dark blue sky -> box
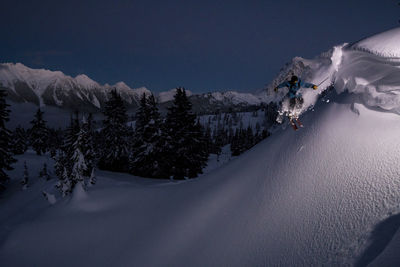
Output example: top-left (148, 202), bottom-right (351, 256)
top-left (1, 0), bottom-right (398, 93)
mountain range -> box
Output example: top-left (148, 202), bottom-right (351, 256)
top-left (0, 63), bottom-right (270, 114)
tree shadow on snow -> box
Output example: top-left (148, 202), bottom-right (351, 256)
top-left (355, 213), bottom-right (400, 267)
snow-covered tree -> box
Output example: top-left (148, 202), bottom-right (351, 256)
top-left (55, 114), bottom-right (80, 181)
top-left (70, 146), bottom-right (88, 188)
top-left (11, 126), bottom-right (28, 155)
top-left (263, 102), bottom-right (279, 128)
top-left (57, 167), bottom-right (71, 197)
top-left (0, 89), bottom-right (16, 190)
top-left (80, 114), bottom-right (96, 176)
top-left (29, 108), bottom-right (49, 155)
top-left (130, 93), bottom-right (165, 178)
top-left (89, 167), bottom-right (96, 185)
top-left (42, 191), bottom-right (56, 205)
top-left (99, 90), bottom-right (130, 172)
top-left (39, 163), bottom-right (50, 180)
top-left (47, 127), bottom-right (63, 158)
top-left (163, 88), bottom-right (209, 179)
top-left (21, 161), bottom-right (29, 190)
top-left (58, 122), bottom-right (91, 196)
top-left (54, 150), bottom-right (66, 181)
top-left (231, 128), bottom-right (244, 156)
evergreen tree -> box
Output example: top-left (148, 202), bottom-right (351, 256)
top-left (245, 126), bottom-right (255, 150)
top-left (70, 146), bottom-right (88, 189)
top-left (264, 102), bottom-right (279, 128)
top-left (89, 168), bottom-right (96, 185)
top-left (39, 163), bottom-right (50, 180)
top-left (99, 90), bottom-right (130, 172)
top-left (21, 161), bottom-right (29, 190)
top-left (0, 89), bottom-right (16, 190)
top-left (48, 127), bottom-right (63, 158)
top-left (203, 125), bottom-right (214, 155)
top-left (55, 113), bottom-right (81, 180)
top-left (63, 113), bottom-right (81, 153)
top-left (54, 150), bottom-right (66, 182)
top-left (231, 128), bottom-right (240, 156)
top-left (130, 93), bottom-right (165, 177)
top-left (57, 126), bottom-right (91, 196)
top-left (231, 128), bottom-right (247, 156)
top-left (29, 108), bottom-right (49, 155)
top-left (57, 167), bottom-right (71, 197)
top-left (11, 126), bottom-right (28, 155)
top-left (214, 123), bottom-right (225, 153)
top-left (164, 88), bottom-right (208, 179)
top-left (80, 114), bottom-right (96, 176)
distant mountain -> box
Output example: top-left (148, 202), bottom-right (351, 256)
top-left (0, 63), bottom-right (152, 112)
top-left (0, 63), bottom-right (268, 114)
top-left (187, 91), bottom-right (266, 114)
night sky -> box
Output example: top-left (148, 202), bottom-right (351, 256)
top-left (1, 0), bottom-right (398, 93)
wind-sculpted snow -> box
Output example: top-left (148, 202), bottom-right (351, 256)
top-left (334, 48), bottom-right (400, 113)
top-left (323, 28), bottom-right (400, 114)
top-left (269, 27), bottom-right (400, 117)
top-left (351, 27), bottom-right (400, 58)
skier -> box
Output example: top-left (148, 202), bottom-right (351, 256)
top-left (274, 75), bottom-right (318, 130)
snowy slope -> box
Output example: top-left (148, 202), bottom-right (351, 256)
top-left (2, 96), bottom-right (400, 266)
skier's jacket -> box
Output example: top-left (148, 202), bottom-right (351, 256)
top-left (276, 79), bottom-right (315, 99)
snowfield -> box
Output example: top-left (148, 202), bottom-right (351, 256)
top-left (2, 27), bottom-right (400, 266)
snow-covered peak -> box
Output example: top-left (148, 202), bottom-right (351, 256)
top-left (351, 27), bottom-right (400, 58)
top-left (0, 63), bottom-right (155, 109)
top-left (112, 81), bottom-right (132, 91)
top-left (132, 86), bottom-right (152, 97)
top-left (0, 63), bottom-right (67, 92)
top-left (74, 74), bottom-right (99, 89)
top-left (157, 88), bottom-right (193, 102)
top-left (206, 91), bottom-right (262, 105)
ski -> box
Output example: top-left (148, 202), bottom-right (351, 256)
top-left (295, 118), bottom-right (303, 128)
top-left (290, 119), bottom-right (298, 131)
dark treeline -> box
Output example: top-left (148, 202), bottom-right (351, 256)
top-left (0, 87), bottom-right (277, 194)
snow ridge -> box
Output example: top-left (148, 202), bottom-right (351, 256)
top-left (351, 27), bottom-right (400, 58)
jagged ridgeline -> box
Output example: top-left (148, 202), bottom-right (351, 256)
top-left (0, 63), bottom-right (269, 114)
